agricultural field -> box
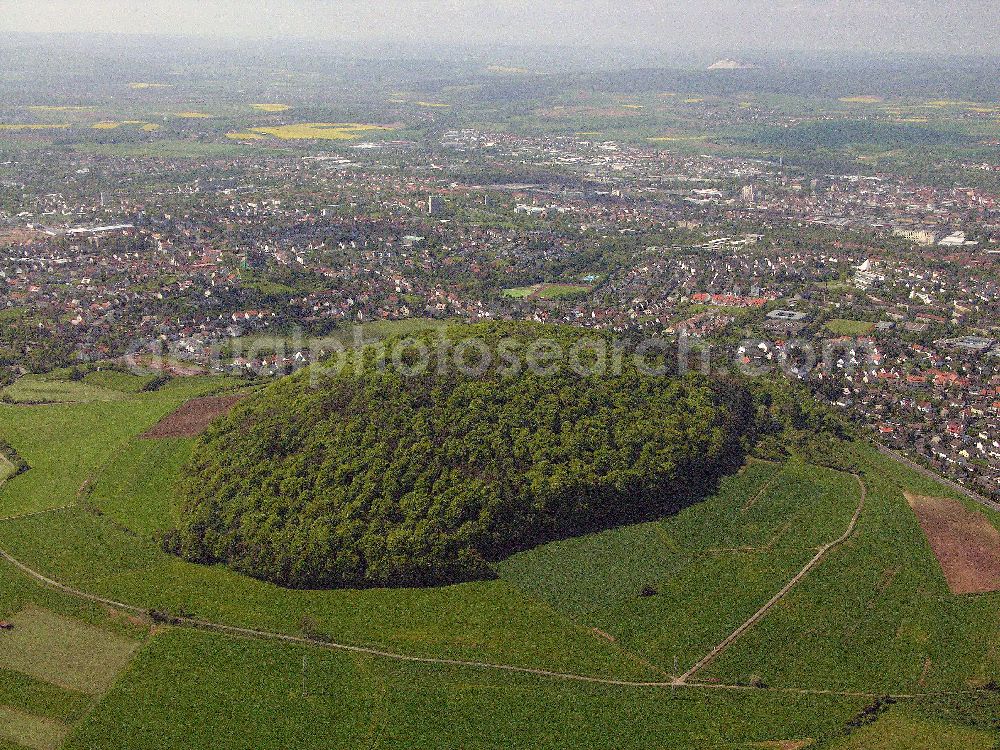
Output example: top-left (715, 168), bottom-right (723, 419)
top-left (0, 375), bottom-right (235, 518)
top-left (906, 493), bottom-right (1000, 594)
top-left (825, 706), bottom-right (997, 750)
top-left (0, 374), bottom-right (998, 747)
top-left (248, 123), bottom-right (393, 140)
top-left (0, 606), bottom-right (139, 695)
top-left (1, 376), bottom-right (127, 404)
top-left (86, 438), bottom-right (194, 537)
top-left (63, 628), bottom-right (865, 750)
top-left (499, 461), bottom-right (863, 672)
top-left (0, 525), bottom-right (152, 750)
top-left (699, 451), bottom-right (1000, 694)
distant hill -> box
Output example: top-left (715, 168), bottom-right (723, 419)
top-left (708, 58), bottom-right (755, 71)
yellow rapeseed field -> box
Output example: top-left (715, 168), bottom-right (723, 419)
top-left (0, 123), bottom-right (70, 131)
top-left (249, 123), bottom-right (392, 140)
top-left (27, 106), bottom-right (96, 112)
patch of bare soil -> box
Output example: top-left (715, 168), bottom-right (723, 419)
top-left (906, 493), bottom-right (1000, 595)
top-left (141, 395), bottom-right (243, 438)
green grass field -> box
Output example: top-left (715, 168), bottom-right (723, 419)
top-left (826, 706), bottom-right (997, 749)
top-left (825, 319), bottom-right (877, 336)
top-left (79, 371), bottom-right (159, 394)
top-left (502, 284), bottom-right (591, 300)
top-left (0, 706), bottom-right (69, 750)
top-left (65, 628), bottom-right (866, 750)
top-left (0, 532), bottom-right (151, 750)
top-left (700, 449), bottom-right (1000, 693)
top-left (0, 375), bottom-right (233, 519)
top-left (499, 461), bottom-right (862, 672)
top-left (0, 606), bottom-right (139, 695)
top-left (502, 285), bottom-right (537, 298)
top-left (0, 375), bottom-right (998, 748)
top-left (2, 377), bottom-right (127, 404)
top-left (87, 438), bottom-right (194, 537)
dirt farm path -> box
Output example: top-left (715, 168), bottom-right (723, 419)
top-left (678, 474), bottom-right (867, 683)
top-left (0, 460), bottom-right (984, 701)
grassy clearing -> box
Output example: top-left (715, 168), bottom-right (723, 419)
top-left (0, 606), bottom-right (140, 695)
top-left (825, 319), bottom-right (876, 336)
top-left (250, 103), bottom-right (290, 112)
top-left (502, 284), bottom-right (591, 300)
top-left (502, 285), bottom-right (537, 298)
top-left (0, 706), bottom-right (69, 750)
top-left (534, 283), bottom-right (591, 299)
top-left (499, 462), bottom-right (861, 672)
top-left (701, 446), bottom-right (1000, 693)
top-left (827, 706), bottom-right (997, 749)
top-left (79, 370), bottom-right (159, 394)
top-left (66, 628), bottom-right (864, 750)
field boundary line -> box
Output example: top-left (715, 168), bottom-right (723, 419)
top-left (0, 471), bottom-right (987, 701)
top-left (0, 505), bottom-right (74, 523)
top-left (678, 473), bottom-right (866, 683)
top-left (740, 463), bottom-right (785, 511)
top-left (875, 444), bottom-right (1000, 514)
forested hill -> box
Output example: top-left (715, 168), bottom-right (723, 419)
top-left (167, 323), bottom-right (754, 589)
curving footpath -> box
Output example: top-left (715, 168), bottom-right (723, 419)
top-left (0, 467), bottom-right (980, 701)
top-left (679, 473), bottom-right (866, 683)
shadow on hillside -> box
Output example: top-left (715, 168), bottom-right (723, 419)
top-left (483, 447), bottom-right (749, 571)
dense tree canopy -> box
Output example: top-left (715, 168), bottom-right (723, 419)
top-left (168, 323), bottom-right (751, 588)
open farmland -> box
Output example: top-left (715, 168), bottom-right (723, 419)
top-left (826, 706), bottom-right (997, 750)
top-left (1, 377), bottom-right (127, 404)
top-left (140, 395), bottom-right (244, 438)
top-left (698, 451), bottom-right (1000, 694)
top-left (0, 380), bottom-right (998, 748)
top-left (249, 123), bottom-right (393, 140)
top-left (0, 606), bottom-right (139, 695)
top-left (63, 628), bottom-right (865, 750)
top-left (499, 461), bottom-right (864, 672)
top-left (906, 494), bottom-right (1000, 594)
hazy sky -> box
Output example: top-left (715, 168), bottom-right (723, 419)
top-left (1, 1), bottom-right (998, 54)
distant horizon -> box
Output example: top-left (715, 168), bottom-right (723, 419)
top-left (2, 1), bottom-right (1000, 57)
top-left (2, 29), bottom-right (999, 68)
